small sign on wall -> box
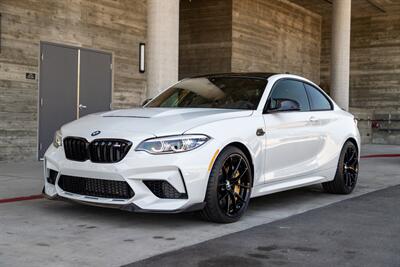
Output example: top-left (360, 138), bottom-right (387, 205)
top-left (26, 73), bottom-right (36, 80)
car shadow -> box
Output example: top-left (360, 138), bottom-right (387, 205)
top-left (38, 184), bottom-right (326, 227)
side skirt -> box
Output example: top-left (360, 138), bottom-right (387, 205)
top-left (251, 175), bottom-right (331, 198)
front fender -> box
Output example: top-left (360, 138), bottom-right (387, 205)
top-left (185, 114), bottom-right (265, 186)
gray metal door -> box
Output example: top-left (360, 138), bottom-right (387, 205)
top-left (38, 43), bottom-right (112, 159)
top-left (38, 43), bottom-right (78, 158)
top-left (78, 49), bottom-right (112, 117)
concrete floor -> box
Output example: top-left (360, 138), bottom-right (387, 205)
top-left (0, 145), bottom-right (399, 267)
top-left (128, 185), bottom-right (400, 267)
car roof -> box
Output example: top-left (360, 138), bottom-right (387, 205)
top-left (192, 72), bottom-right (279, 79)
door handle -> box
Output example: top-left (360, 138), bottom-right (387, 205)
top-left (309, 116), bottom-right (319, 123)
top-left (79, 104), bottom-right (87, 109)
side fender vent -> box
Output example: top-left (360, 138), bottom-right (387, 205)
top-left (47, 169), bottom-right (58, 185)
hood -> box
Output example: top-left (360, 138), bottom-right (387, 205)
top-left (61, 108), bottom-right (253, 139)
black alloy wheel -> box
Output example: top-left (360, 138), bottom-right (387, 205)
top-left (217, 153), bottom-right (251, 217)
top-left (343, 144), bottom-right (359, 189)
top-left (201, 146), bottom-right (252, 223)
top-left (323, 141), bottom-right (359, 194)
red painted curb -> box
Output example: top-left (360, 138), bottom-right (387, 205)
top-left (361, 154), bottom-right (400, 159)
top-left (0, 194), bottom-right (43, 204)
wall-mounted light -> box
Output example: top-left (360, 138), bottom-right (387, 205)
top-left (139, 43), bottom-right (145, 73)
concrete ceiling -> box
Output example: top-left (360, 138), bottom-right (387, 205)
top-left (289, 0), bottom-right (400, 17)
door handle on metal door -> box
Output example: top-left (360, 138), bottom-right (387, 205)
top-left (309, 116), bottom-right (319, 123)
top-left (79, 104), bottom-right (87, 109)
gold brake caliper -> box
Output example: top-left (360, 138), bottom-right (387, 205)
top-left (233, 170), bottom-right (241, 195)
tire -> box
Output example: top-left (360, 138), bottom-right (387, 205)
top-left (201, 146), bottom-right (253, 223)
top-left (322, 141), bottom-right (359, 194)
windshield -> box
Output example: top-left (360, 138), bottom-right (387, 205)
top-left (146, 77), bottom-right (268, 110)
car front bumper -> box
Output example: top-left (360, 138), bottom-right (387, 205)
top-left (43, 139), bottom-right (221, 212)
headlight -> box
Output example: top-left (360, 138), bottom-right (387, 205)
top-left (135, 134), bottom-right (210, 154)
top-left (53, 130), bottom-right (63, 148)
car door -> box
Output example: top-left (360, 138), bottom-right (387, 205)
top-left (262, 79), bottom-right (324, 182)
top-left (302, 82), bottom-right (338, 172)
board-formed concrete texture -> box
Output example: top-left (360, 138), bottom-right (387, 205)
top-left (231, 0), bottom-right (322, 83)
top-left (0, 0), bottom-right (147, 161)
top-left (0, 145), bottom-right (399, 266)
top-left (1, 0), bottom-right (400, 162)
top-left (290, 0), bottom-right (400, 144)
top-left (179, 0), bottom-right (233, 78)
top-left (179, 0), bottom-right (322, 82)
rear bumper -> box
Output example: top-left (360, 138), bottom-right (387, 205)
top-left (43, 138), bottom-right (221, 212)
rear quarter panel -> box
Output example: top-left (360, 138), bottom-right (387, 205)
top-left (318, 108), bottom-right (361, 179)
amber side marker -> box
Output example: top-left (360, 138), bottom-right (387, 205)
top-left (208, 149), bottom-right (220, 171)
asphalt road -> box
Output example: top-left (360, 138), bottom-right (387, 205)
top-left (126, 185), bottom-right (400, 267)
top-left (1, 145), bottom-right (399, 267)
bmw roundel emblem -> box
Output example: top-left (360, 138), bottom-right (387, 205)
top-left (91, 130), bottom-right (101, 136)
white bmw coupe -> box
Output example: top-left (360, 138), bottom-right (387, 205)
top-left (43, 73), bottom-right (360, 223)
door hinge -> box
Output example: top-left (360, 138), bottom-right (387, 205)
top-left (39, 143), bottom-right (43, 150)
top-left (41, 53), bottom-right (44, 61)
top-left (110, 63), bottom-right (113, 70)
top-left (40, 98), bottom-right (43, 107)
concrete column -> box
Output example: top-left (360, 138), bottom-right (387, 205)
top-left (330, 0), bottom-right (351, 110)
top-left (146, 0), bottom-right (180, 98)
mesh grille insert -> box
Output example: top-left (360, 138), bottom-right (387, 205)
top-left (143, 180), bottom-right (187, 199)
top-left (58, 175), bottom-right (134, 199)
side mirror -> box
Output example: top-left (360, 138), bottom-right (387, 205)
top-left (267, 98), bottom-right (301, 113)
top-left (142, 98), bottom-right (152, 106)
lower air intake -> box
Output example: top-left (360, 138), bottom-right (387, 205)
top-left (58, 175), bottom-right (134, 199)
top-left (143, 180), bottom-right (187, 199)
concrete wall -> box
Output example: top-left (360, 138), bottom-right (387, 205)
top-left (0, 0), bottom-right (146, 161)
top-left (179, 0), bottom-right (321, 83)
top-left (349, 13), bottom-right (400, 145)
top-left (289, 0), bottom-right (400, 145)
top-left (319, 9), bottom-right (400, 109)
top-left (318, 6), bottom-right (400, 144)
top-left (179, 0), bottom-right (232, 79)
top-left (350, 13), bottom-right (400, 110)
top-left (231, 0), bottom-right (321, 83)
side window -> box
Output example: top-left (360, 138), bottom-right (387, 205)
top-left (268, 80), bottom-right (310, 111)
top-left (304, 83), bottom-right (332, 111)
